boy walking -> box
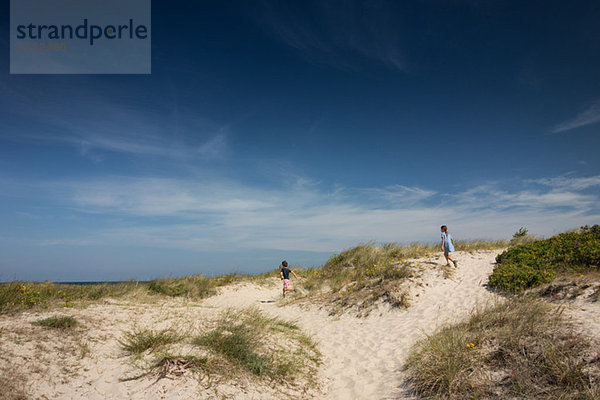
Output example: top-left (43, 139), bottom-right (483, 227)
top-left (280, 260), bottom-right (299, 298)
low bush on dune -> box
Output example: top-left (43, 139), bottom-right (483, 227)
top-left (404, 297), bottom-right (600, 399)
top-left (32, 315), bottom-right (79, 329)
top-left (489, 225), bottom-right (600, 292)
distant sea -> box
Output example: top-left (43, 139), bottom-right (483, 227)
top-left (55, 281), bottom-right (150, 285)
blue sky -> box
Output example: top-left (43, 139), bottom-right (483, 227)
top-left (2, 1), bottom-right (600, 281)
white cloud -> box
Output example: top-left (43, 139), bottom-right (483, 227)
top-left (18, 174), bottom-right (600, 253)
top-left (552, 100), bottom-right (600, 133)
top-left (529, 175), bottom-right (600, 191)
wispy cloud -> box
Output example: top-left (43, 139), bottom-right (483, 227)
top-left (43, 130), bottom-right (229, 161)
top-left (255, 1), bottom-right (406, 71)
top-left (360, 185), bottom-right (436, 206)
top-left (552, 100), bottom-right (600, 133)
top-left (0, 80), bottom-right (230, 161)
top-left (529, 175), bottom-right (600, 191)
top-left (8, 174), bottom-right (599, 253)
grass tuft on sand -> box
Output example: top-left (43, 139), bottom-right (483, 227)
top-left (404, 296), bottom-right (600, 399)
top-left (31, 315), bottom-right (79, 329)
top-left (120, 329), bottom-right (182, 355)
top-left (119, 308), bottom-right (321, 395)
top-left (194, 308), bottom-right (320, 381)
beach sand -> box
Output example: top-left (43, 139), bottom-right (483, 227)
top-left (1, 250), bottom-right (598, 399)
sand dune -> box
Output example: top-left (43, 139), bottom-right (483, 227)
top-left (2, 249), bottom-right (597, 399)
top-left (202, 250), bottom-right (502, 399)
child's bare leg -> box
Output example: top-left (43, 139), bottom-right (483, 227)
top-left (445, 252), bottom-right (457, 267)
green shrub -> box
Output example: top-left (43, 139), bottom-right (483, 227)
top-left (489, 225), bottom-right (600, 292)
top-left (488, 262), bottom-right (556, 292)
top-left (32, 315), bottom-right (78, 329)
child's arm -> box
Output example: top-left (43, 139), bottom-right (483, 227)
top-left (280, 270), bottom-right (283, 280)
top-left (441, 236), bottom-right (445, 251)
top-left (291, 270), bottom-right (300, 279)
top-left (451, 236), bottom-right (455, 247)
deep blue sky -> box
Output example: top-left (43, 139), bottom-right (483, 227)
top-left (2, 1), bottom-right (600, 281)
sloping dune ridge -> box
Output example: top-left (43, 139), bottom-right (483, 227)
top-left (1, 250), bottom-right (598, 399)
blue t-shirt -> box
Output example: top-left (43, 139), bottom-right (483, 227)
top-left (441, 233), bottom-right (455, 252)
top-left (281, 267), bottom-right (291, 279)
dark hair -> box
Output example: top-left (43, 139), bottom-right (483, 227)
top-left (441, 225), bottom-right (448, 233)
top-left (281, 260), bottom-right (288, 267)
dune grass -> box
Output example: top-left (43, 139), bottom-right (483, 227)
top-left (194, 308), bottom-right (320, 381)
top-left (404, 296), bottom-right (600, 399)
top-left (0, 280), bottom-right (144, 313)
top-left (120, 328), bottom-right (182, 355)
top-left (119, 308), bottom-right (320, 392)
top-left (296, 243), bottom-right (413, 314)
top-left (0, 273), bottom-right (252, 314)
top-left (296, 240), bottom-right (506, 315)
top-left (31, 315), bottom-right (79, 330)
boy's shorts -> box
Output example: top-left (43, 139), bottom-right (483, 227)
top-left (283, 279), bottom-right (291, 289)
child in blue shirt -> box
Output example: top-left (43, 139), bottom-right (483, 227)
top-left (280, 260), bottom-right (300, 298)
top-left (441, 225), bottom-right (458, 267)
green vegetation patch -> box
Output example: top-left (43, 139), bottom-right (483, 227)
top-left (0, 280), bottom-right (144, 313)
top-left (298, 243), bottom-right (414, 314)
top-left (31, 315), bottom-right (79, 329)
top-left (147, 274), bottom-right (214, 298)
top-left (119, 308), bottom-right (320, 395)
top-left (489, 225), bottom-right (600, 292)
top-left (404, 297), bottom-right (600, 399)
top-left (0, 273), bottom-right (251, 314)
top-left (120, 328), bottom-right (182, 355)
top-left (194, 308), bottom-right (320, 382)
top-left (147, 273), bottom-right (252, 298)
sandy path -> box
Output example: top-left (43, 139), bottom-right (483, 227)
top-left (202, 250), bottom-right (502, 399)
